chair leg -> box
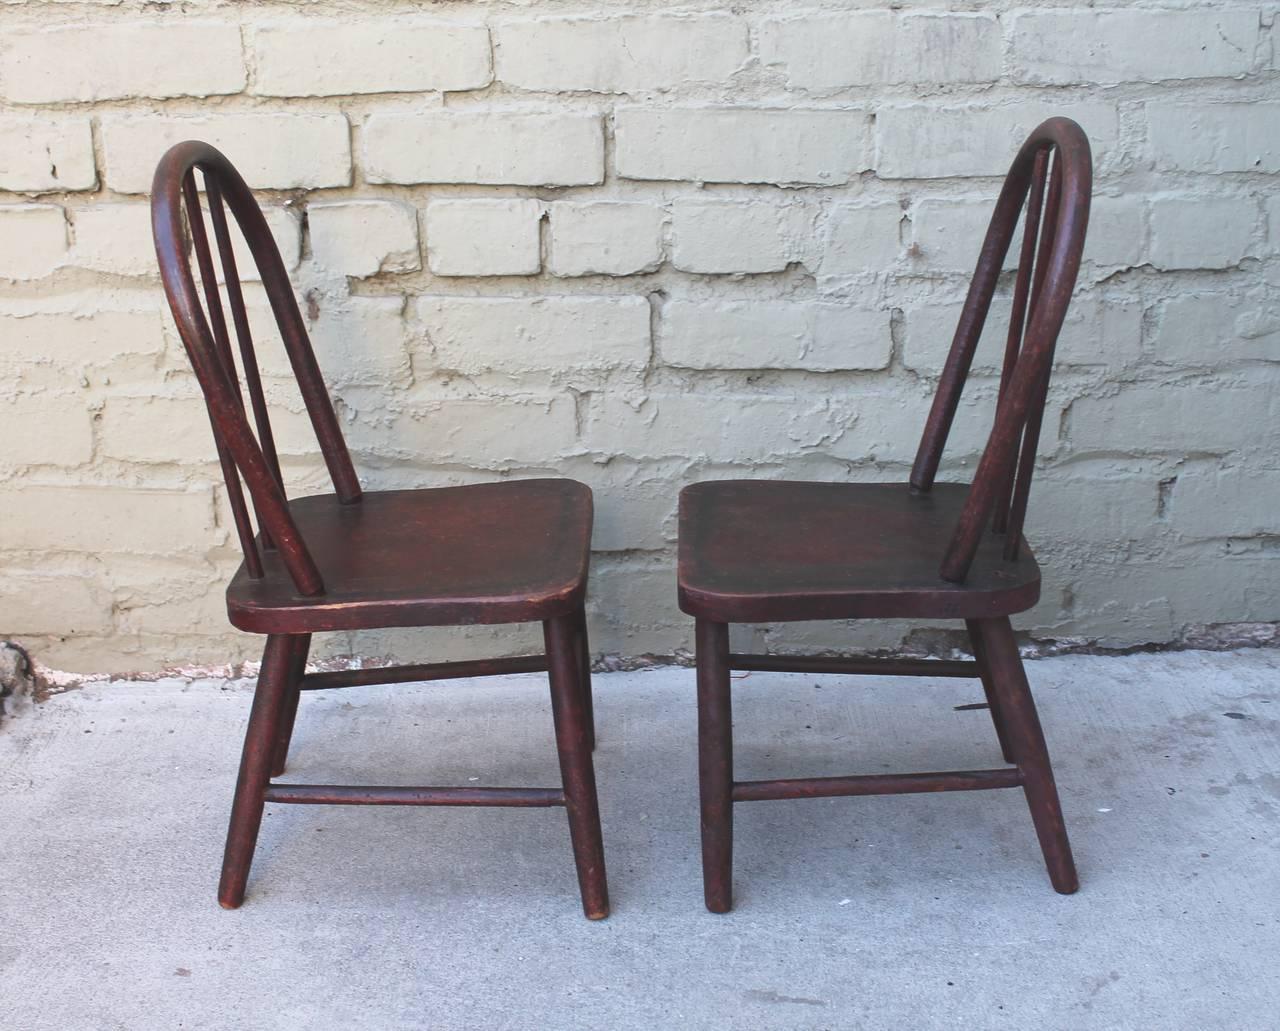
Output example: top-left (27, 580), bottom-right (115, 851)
top-left (270, 634), bottom-right (312, 777)
top-left (218, 634), bottom-right (296, 909)
top-left (696, 619), bottom-right (734, 913)
top-left (973, 617), bottom-right (1079, 894)
top-left (544, 614), bottom-right (609, 920)
top-left (965, 618), bottom-right (1015, 764)
top-left (573, 606), bottom-right (596, 752)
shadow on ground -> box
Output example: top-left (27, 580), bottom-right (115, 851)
top-left (2, 649), bottom-right (1277, 1029)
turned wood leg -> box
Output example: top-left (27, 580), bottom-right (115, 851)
top-left (974, 617), bottom-right (1079, 894)
top-left (966, 618), bottom-right (1016, 764)
top-left (696, 619), bottom-right (734, 913)
top-left (270, 634), bottom-right (311, 778)
top-left (573, 606), bottom-right (596, 752)
top-left (545, 614), bottom-right (609, 919)
top-left (218, 634), bottom-right (296, 909)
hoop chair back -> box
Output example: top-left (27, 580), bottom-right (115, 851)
top-left (910, 117), bottom-right (1092, 583)
top-left (151, 141), bottom-right (362, 597)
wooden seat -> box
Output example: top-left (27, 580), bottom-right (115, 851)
top-left (679, 481), bottom-right (1039, 623)
top-left (228, 480), bottom-right (591, 634)
top-left (679, 117), bottom-right (1093, 913)
top-left (152, 142), bottom-right (608, 919)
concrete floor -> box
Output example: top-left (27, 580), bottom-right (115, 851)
top-left (2, 648), bottom-right (1278, 1030)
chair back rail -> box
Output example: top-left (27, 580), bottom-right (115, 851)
top-left (909, 117), bottom-right (1092, 583)
top-left (151, 141), bottom-right (362, 596)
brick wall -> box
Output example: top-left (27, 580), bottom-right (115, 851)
top-left (0, 1), bottom-right (1276, 674)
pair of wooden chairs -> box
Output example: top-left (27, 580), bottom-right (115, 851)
top-left (152, 118), bottom-right (1090, 920)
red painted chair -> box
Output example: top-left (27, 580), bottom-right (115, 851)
top-left (678, 118), bottom-right (1092, 912)
top-left (151, 142), bottom-right (607, 919)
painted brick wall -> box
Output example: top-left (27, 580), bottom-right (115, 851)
top-left (0, 1), bottom-right (1276, 675)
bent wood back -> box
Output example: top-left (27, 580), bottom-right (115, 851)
top-left (151, 141), bottom-right (361, 597)
top-left (910, 117), bottom-right (1092, 583)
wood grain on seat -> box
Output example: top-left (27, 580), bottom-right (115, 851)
top-left (678, 480), bottom-right (1040, 623)
top-left (229, 480), bottom-right (592, 633)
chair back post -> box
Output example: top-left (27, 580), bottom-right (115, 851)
top-left (908, 118), bottom-right (1092, 584)
top-left (909, 170), bottom-right (1030, 497)
top-left (151, 141), bottom-right (363, 596)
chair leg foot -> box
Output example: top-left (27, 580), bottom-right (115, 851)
top-left (545, 614), bottom-right (609, 919)
top-left (974, 617), bottom-right (1079, 894)
top-left (573, 606), bottom-right (596, 752)
top-left (218, 634), bottom-right (296, 909)
top-left (966, 618), bottom-right (1016, 764)
top-left (696, 619), bottom-right (734, 913)
top-left (270, 634), bottom-right (311, 778)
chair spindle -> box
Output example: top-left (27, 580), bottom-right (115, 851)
top-left (992, 148), bottom-right (1051, 535)
top-left (1002, 153), bottom-right (1066, 559)
top-left (206, 178), bottom-right (285, 551)
top-left (182, 172), bottom-right (264, 578)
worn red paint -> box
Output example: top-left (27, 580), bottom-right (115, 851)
top-left (679, 118), bottom-right (1091, 912)
top-left (152, 142), bottom-right (608, 920)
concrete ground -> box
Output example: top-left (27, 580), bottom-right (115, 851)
top-left (2, 648), bottom-right (1278, 1030)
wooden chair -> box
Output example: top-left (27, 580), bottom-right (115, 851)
top-left (677, 117), bottom-right (1092, 912)
top-left (151, 142), bottom-right (608, 919)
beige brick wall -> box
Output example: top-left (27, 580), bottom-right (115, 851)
top-left (0, 0), bottom-right (1276, 675)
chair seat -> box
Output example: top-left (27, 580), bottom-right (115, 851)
top-left (677, 480), bottom-right (1040, 623)
top-left (228, 479), bottom-right (592, 634)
